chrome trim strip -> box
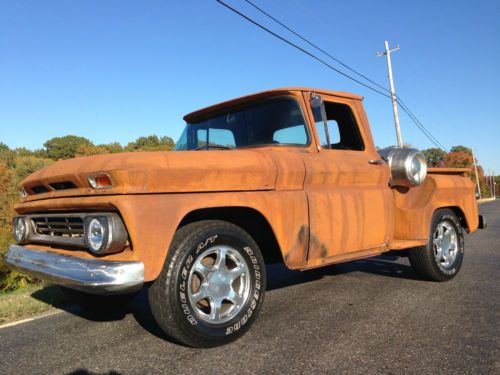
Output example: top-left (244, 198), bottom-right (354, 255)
top-left (5, 245), bottom-right (144, 295)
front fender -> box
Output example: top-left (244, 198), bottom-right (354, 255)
top-left (15, 191), bottom-right (309, 281)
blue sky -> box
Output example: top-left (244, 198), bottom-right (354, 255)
top-left (0, 0), bottom-right (499, 171)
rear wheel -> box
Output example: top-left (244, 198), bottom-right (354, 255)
top-left (409, 209), bottom-right (464, 281)
top-left (149, 220), bottom-right (266, 348)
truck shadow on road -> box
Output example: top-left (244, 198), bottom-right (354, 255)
top-left (266, 253), bottom-right (420, 291)
top-left (30, 254), bottom-right (420, 344)
top-left (67, 370), bottom-right (122, 375)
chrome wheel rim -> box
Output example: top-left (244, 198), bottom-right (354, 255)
top-left (187, 245), bottom-right (251, 324)
top-left (433, 221), bottom-right (458, 271)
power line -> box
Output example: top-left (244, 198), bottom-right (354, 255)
top-left (397, 99), bottom-right (447, 150)
top-left (242, 0), bottom-right (391, 95)
top-left (215, 0), bottom-right (391, 99)
top-left (216, 0), bottom-right (446, 150)
top-left (242, 0), bottom-right (445, 150)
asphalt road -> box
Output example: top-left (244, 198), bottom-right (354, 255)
top-left (1, 202), bottom-right (499, 375)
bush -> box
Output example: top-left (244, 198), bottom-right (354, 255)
top-left (0, 270), bottom-right (37, 293)
top-left (0, 155), bottom-right (48, 293)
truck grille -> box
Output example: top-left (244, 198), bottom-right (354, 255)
top-left (25, 214), bottom-right (87, 247)
top-left (31, 216), bottom-right (84, 237)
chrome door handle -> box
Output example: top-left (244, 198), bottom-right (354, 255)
top-left (368, 159), bottom-right (385, 165)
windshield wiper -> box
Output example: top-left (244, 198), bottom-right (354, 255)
top-left (193, 145), bottom-right (234, 151)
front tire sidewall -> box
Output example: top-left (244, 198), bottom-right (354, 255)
top-left (171, 229), bottom-right (265, 342)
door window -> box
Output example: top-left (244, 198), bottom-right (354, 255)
top-left (313, 101), bottom-right (364, 151)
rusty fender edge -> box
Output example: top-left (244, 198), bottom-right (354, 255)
top-left (4, 245), bottom-right (144, 295)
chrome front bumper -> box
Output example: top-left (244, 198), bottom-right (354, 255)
top-left (5, 245), bottom-right (144, 295)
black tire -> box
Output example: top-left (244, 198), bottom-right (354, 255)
top-left (408, 208), bottom-right (464, 281)
top-left (149, 220), bottom-right (266, 348)
top-left (59, 286), bottom-right (137, 308)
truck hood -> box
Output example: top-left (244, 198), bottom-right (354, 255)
top-left (19, 150), bottom-right (277, 202)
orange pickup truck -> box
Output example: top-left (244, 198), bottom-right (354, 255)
top-left (6, 87), bottom-right (486, 347)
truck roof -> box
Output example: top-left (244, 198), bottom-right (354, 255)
top-left (183, 87), bottom-right (364, 122)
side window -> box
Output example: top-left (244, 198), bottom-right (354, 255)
top-left (313, 101), bottom-right (364, 151)
top-left (314, 119), bottom-right (340, 147)
top-left (196, 128), bottom-right (236, 148)
top-left (197, 129), bottom-right (207, 148)
top-left (272, 124), bottom-right (308, 144)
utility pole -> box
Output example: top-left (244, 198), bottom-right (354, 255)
top-left (490, 170), bottom-right (495, 198)
top-left (377, 41), bottom-right (403, 147)
top-left (494, 174), bottom-right (497, 198)
top-left (472, 149), bottom-right (481, 200)
top-left (493, 171), bottom-right (497, 198)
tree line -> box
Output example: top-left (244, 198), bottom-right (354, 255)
top-left (421, 145), bottom-right (496, 197)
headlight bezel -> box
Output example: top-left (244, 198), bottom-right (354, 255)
top-left (84, 216), bottom-right (111, 254)
top-left (12, 216), bottom-right (29, 244)
top-left (83, 214), bottom-right (127, 255)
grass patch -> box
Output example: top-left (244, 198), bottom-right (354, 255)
top-left (0, 283), bottom-right (67, 324)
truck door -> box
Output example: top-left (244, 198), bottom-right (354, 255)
top-left (302, 94), bottom-right (393, 265)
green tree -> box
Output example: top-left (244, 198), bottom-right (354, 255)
top-left (14, 147), bottom-right (35, 157)
top-left (125, 135), bottom-right (175, 152)
top-left (43, 135), bottom-right (93, 160)
top-left (74, 142), bottom-right (124, 157)
top-left (0, 143), bottom-right (16, 169)
top-left (450, 145), bottom-right (472, 155)
top-left (0, 160), bottom-right (18, 284)
top-left (422, 148), bottom-right (446, 167)
top-left (444, 151), bottom-right (473, 168)
top-left (99, 142), bottom-right (123, 153)
top-left (32, 148), bottom-right (49, 159)
top-left (14, 156), bottom-right (53, 182)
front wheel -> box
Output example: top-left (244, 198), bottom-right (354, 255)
top-left (409, 208), bottom-right (464, 281)
top-left (149, 220), bottom-right (266, 347)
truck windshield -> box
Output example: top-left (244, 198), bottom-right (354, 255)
top-left (174, 97), bottom-right (309, 150)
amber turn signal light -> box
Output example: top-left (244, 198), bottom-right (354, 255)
top-left (88, 173), bottom-right (112, 189)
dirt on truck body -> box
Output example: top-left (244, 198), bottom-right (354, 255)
top-left (6, 87), bottom-right (485, 347)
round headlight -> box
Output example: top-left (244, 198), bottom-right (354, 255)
top-left (84, 217), bottom-right (110, 254)
top-left (13, 217), bottom-right (28, 243)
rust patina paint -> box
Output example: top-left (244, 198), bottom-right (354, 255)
top-left (14, 88), bottom-right (480, 281)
